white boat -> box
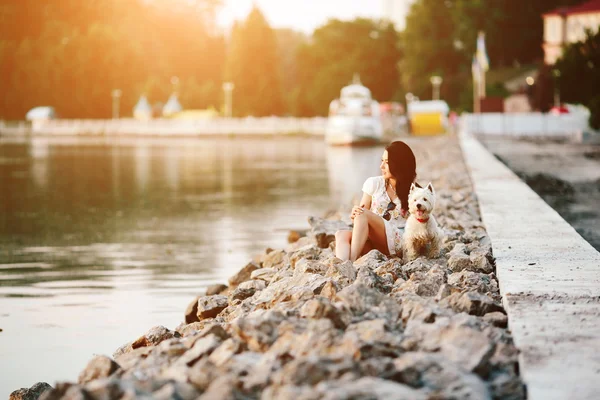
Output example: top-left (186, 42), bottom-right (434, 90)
top-left (326, 76), bottom-right (383, 145)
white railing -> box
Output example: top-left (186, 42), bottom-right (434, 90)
top-left (460, 112), bottom-right (589, 140)
top-left (1, 117), bottom-right (329, 136)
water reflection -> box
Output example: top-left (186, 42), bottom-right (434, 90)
top-left (0, 136), bottom-right (385, 395)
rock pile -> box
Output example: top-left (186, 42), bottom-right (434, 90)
top-left (12, 137), bottom-right (525, 400)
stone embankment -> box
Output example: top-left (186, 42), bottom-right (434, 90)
top-left (11, 137), bottom-right (525, 400)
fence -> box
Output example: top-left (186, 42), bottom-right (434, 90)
top-left (0, 117), bottom-right (328, 137)
top-left (460, 112), bottom-right (589, 140)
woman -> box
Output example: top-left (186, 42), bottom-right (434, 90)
top-left (335, 141), bottom-right (416, 261)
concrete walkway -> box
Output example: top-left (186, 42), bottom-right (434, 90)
top-left (459, 132), bottom-right (600, 400)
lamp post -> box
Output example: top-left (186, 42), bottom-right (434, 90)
top-left (111, 89), bottom-right (122, 119)
top-left (222, 82), bottom-right (235, 118)
top-left (171, 76), bottom-right (180, 94)
top-left (552, 69), bottom-right (561, 108)
top-left (430, 76), bottom-right (443, 101)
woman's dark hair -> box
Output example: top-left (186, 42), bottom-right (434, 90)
top-left (385, 140), bottom-right (416, 211)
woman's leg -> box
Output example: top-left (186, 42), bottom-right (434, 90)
top-left (349, 210), bottom-right (389, 261)
top-left (334, 230), bottom-right (352, 261)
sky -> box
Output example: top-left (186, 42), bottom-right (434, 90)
top-left (217, 0), bottom-right (401, 33)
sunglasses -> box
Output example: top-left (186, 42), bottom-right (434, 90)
top-left (382, 201), bottom-right (397, 221)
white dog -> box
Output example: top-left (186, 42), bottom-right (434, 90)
top-left (402, 182), bottom-right (443, 261)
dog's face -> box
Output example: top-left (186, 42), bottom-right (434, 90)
top-left (408, 182), bottom-right (436, 218)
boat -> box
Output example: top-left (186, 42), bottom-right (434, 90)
top-left (326, 75), bottom-right (383, 145)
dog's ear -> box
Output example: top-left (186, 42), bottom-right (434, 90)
top-left (410, 182), bottom-right (417, 193)
top-left (426, 182), bottom-right (435, 194)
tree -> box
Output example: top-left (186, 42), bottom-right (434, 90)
top-left (0, 0), bottom-right (226, 119)
top-left (401, 0), bottom-right (469, 108)
top-left (294, 18), bottom-right (401, 116)
top-left (555, 30), bottom-right (600, 129)
top-left (224, 7), bottom-right (284, 117)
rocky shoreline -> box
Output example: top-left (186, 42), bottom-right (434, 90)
top-left (11, 137), bottom-right (525, 400)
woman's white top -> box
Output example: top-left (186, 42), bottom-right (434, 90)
top-left (362, 176), bottom-right (406, 256)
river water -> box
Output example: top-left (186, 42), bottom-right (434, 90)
top-left (0, 136), bottom-right (384, 395)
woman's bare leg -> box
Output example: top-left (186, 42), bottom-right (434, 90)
top-left (350, 210), bottom-right (389, 261)
top-left (335, 230), bottom-right (352, 261)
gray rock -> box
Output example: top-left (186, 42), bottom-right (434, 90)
top-left (196, 295), bottom-right (228, 320)
top-left (392, 352), bottom-right (491, 399)
top-left (289, 244), bottom-right (322, 268)
top-left (316, 377), bottom-right (428, 400)
top-left (77, 355), bottom-right (120, 384)
top-left (300, 297), bottom-right (347, 329)
top-left (401, 258), bottom-right (437, 279)
top-left (10, 382), bottom-right (52, 400)
top-left (228, 262), bottom-right (260, 287)
top-left (113, 325), bottom-right (178, 359)
top-left (394, 266), bottom-right (446, 297)
top-left (294, 258), bottom-right (328, 276)
top-left (184, 295), bottom-right (201, 324)
top-left (354, 249), bottom-right (388, 270)
top-left (325, 260), bottom-right (357, 289)
top-left (205, 283), bottom-right (228, 296)
top-left (229, 286), bottom-right (256, 302)
top-left (355, 265), bottom-right (391, 293)
top-left (262, 249), bottom-right (287, 269)
top-left (448, 253), bottom-right (472, 272)
top-left (308, 216), bottom-right (351, 248)
top-left (483, 311), bottom-right (508, 328)
top-left (441, 292), bottom-right (504, 316)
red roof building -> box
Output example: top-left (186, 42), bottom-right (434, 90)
top-left (542, 0), bottom-right (600, 64)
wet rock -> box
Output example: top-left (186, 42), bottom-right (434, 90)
top-left (205, 283), bottom-right (228, 296)
top-left (228, 262), bottom-right (260, 287)
top-left (77, 356), bottom-right (120, 384)
top-left (196, 295), bottom-right (228, 320)
top-left (308, 216), bottom-right (351, 248)
top-left (10, 382), bottom-right (52, 400)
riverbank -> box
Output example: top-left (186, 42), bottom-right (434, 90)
top-left (10, 136), bottom-right (525, 399)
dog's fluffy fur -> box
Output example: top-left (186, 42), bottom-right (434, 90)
top-left (402, 182), bottom-right (443, 261)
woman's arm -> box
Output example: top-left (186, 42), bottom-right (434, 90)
top-left (359, 193), bottom-right (372, 210)
top-left (351, 193), bottom-right (373, 220)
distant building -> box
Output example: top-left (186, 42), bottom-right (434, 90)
top-left (543, 0), bottom-right (600, 64)
top-left (382, 0), bottom-right (417, 31)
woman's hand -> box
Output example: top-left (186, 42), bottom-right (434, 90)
top-left (350, 205), bottom-right (365, 220)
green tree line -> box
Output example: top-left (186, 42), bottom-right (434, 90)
top-left (0, 0), bottom-right (591, 119)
